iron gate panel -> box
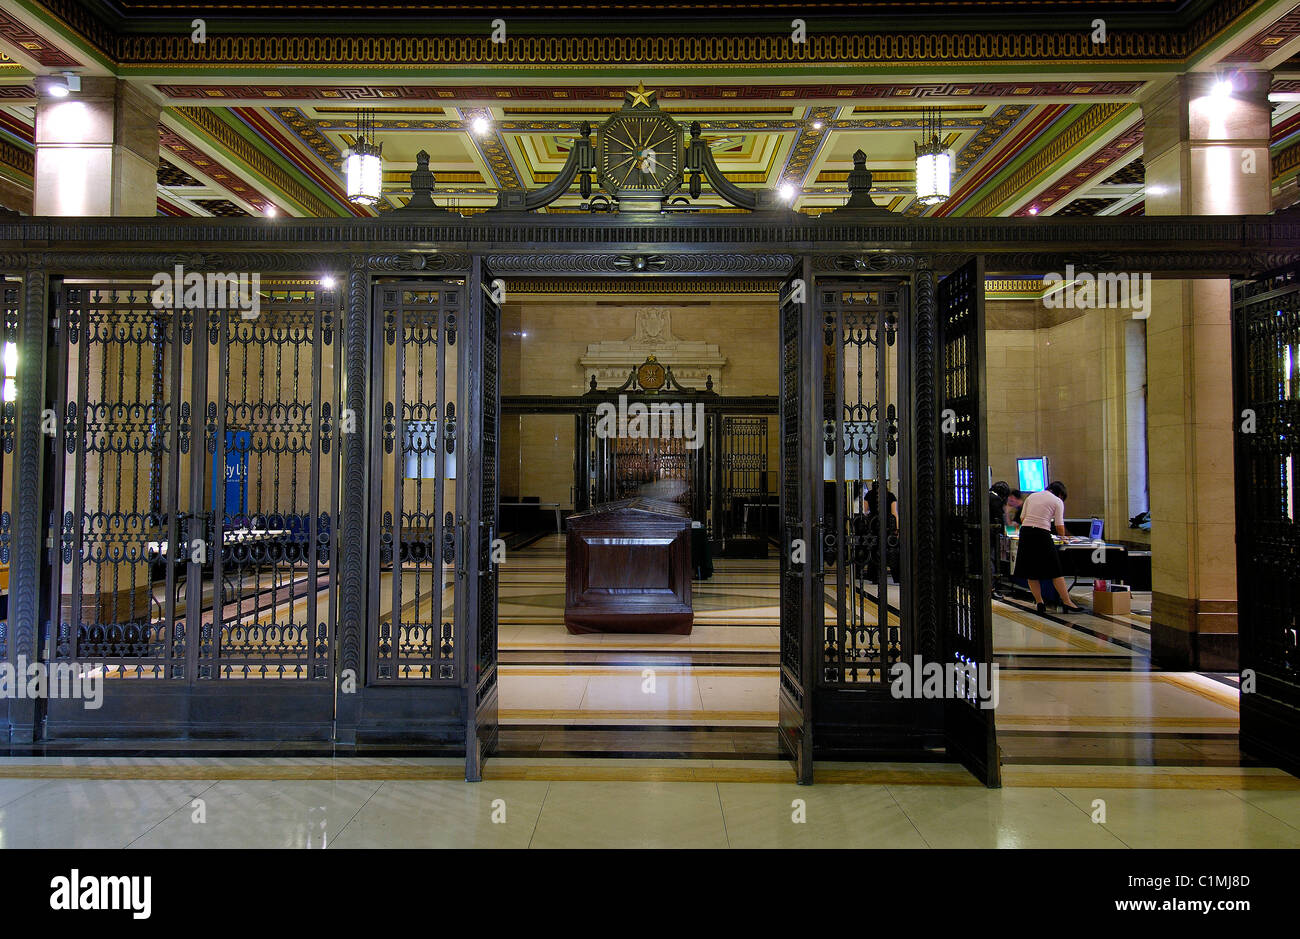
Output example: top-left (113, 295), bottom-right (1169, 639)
top-left (50, 285), bottom-right (183, 684)
top-left (43, 280), bottom-right (341, 736)
top-left (936, 258), bottom-right (999, 787)
top-left (819, 281), bottom-right (907, 686)
top-left (205, 291), bottom-right (340, 682)
top-left (368, 283), bottom-right (461, 683)
top-left (1233, 265), bottom-right (1300, 773)
top-left (778, 259), bottom-right (818, 783)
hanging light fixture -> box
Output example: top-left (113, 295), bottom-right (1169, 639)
top-left (345, 108), bottom-right (383, 206)
top-left (914, 107), bottom-right (951, 206)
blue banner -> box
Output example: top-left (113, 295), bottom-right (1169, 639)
top-left (213, 430), bottom-right (250, 516)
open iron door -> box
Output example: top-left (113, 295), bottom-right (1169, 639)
top-left (461, 257), bottom-right (502, 781)
top-left (1232, 267), bottom-right (1300, 777)
top-left (777, 258), bottom-right (822, 784)
top-left (936, 258), bottom-right (1000, 787)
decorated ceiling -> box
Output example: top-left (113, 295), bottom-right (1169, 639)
top-left (0, 0), bottom-right (1299, 217)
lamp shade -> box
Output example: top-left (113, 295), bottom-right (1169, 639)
top-left (346, 143), bottom-right (383, 206)
top-left (915, 147), bottom-right (951, 206)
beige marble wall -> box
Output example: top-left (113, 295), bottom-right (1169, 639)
top-left (985, 299), bottom-right (1149, 545)
top-left (501, 293), bottom-right (780, 508)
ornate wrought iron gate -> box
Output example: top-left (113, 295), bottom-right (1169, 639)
top-left (778, 259), bottom-right (819, 783)
top-left (821, 279), bottom-right (907, 686)
top-left (1233, 265), bottom-right (1300, 774)
top-left (42, 279), bottom-right (341, 737)
top-left (936, 258), bottom-right (999, 786)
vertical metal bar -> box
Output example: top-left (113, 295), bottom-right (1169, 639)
top-left (389, 294), bottom-right (406, 676)
top-left (66, 290), bottom-right (90, 675)
top-left (832, 289), bottom-right (847, 685)
top-left (875, 284), bottom-right (889, 679)
top-left (161, 290), bottom-right (185, 677)
top-left (185, 306), bottom-right (210, 682)
top-left (432, 288), bottom-right (447, 679)
top-left (364, 283), bottom-right (385, 685)
top-left (335, 257), bottom-right (370, 737)
top-left (326, 288), bottom-right (343, 692)
top-left (12, 269), bottom-right (56, 738)
top-left (896, 281), bottom-right (915, 665)
top-left (308, 289), bottom-right (324, 680)
top-left (43, 282), bottom-right (69, 675)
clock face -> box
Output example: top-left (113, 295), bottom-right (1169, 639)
top-left (597, 113), bottom-right (683, 198)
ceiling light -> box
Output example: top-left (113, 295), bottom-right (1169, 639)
top-left (346, 108), bottom-right (383, 207)
top-left (1211, 76), bottom-right (1234, 98)
top-left (811, 121), bottom-right (823, 130)
top-left (778, 182), bottom-right (798, 203)
top-left (472, 116), bottom-right (492, 136)
top-left (1027, 205), bottom-right (1039, 215)
top-left (265, 205), bottom-right (278, 217)
top-left (47, 72), bottom-right (80, 97)
top-left (321, 275), bottom-right (337, 290)
top-left (914, 107), bottom-right (950, 206)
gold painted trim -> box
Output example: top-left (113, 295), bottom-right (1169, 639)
top-left (965, 103), bottom-right (1130, 217)
top-left (173, 106), bottom-right (337, 218)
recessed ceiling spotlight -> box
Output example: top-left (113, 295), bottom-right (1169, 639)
top-left (321, 275), bottom-right (337, 289)
top-left (1211, 76), bottom-right (1234, 98)
top-left (779, 182), bottom-right (798, 203)
top-left (48, 72), bottom-right (79, 97)
top-left (812, 121), bottom-right (823, 130)
top-left (471, 116), bottom-right (492, 136)
top-left (265, 206), bottom-right (278, 217)
top-left (1028, 205), bottom-right (1040, 215)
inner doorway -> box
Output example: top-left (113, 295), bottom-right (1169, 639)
top-left (493, 279), bottom-right (786, 761)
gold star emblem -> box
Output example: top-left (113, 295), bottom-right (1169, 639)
top-left (626, 82), bottom-right (656, 108)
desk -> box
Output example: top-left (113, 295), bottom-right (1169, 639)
top-left (500, 501), bottom-right (563, 533)
top-left (564, 498), bottom-right (693, 634)
top-left (1005, 534), bottom-right (1128, 588)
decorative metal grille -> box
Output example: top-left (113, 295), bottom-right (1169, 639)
top-left (370, 284), bottom-right (460, 682)
top-left (1233, 266), bottom-right (1300, 753)
top-left (819, 282), bottom-right (906, 685)
top-left (721, 416), bottom-right (769, 539)
top-left (50, 282), bottom-right (341, 685)
top-left (206, 290), bottom-right (338, 680)
top-left (54, 285), bottom-right (179, 678)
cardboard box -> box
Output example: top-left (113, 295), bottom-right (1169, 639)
top-left (1092, 587), bottom-right (1130, 616)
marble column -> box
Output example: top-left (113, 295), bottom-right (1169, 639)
top-left (33, 76), bottom-right (159, 217)
top-left (1140, 71), bottom-right (1271, 668)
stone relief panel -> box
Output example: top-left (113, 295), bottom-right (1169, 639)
top-left (579, 307), bottom-right (727, 391)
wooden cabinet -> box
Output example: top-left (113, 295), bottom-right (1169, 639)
top-left (564, 498), bottom-right (693, 634)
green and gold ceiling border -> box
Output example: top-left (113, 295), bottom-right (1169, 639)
top-left (953, 102), bottom-right (1133, 217)
top-left (171, 105), bottom-right (344, 216)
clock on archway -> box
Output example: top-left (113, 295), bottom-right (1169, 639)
top-left (596, 83), bottom-right (684, 209)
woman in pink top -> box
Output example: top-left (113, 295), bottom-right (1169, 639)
top-left (1013, 480), bottom-right (1082, 613)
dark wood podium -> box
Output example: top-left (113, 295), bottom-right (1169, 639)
top-left (564, 498), bottom-right (694, 634)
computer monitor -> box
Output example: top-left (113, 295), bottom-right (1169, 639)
top-left (1017, 456), bottom-right (1048, 492)
top-left (1089, 517), bottom-right (1104, 541)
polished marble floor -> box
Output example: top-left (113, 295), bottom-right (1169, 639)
top-left (0, 759), bottom-right (1297, 848)
top-left (497, 536), bottom-right (1241, 765)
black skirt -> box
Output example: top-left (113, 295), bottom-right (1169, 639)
top-left (1014, 525), bottom-right (1062, 580)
